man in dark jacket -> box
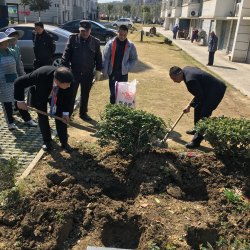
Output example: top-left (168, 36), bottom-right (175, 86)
top-left (14, 66), bottom-right (73, 153)
top-left (32, 21), bottom-right (56, 70)
top-left (169, 66), bottom-right (226, 148)
top-left (61, 20), bottom-right (102, 121)
top-left (207, 31), bottom-right (218, 66)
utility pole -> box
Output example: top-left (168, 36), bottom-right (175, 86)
top-left (141, 0), bottom-right (145, 42)
top-left (55, 3), bottom-right (59, 24)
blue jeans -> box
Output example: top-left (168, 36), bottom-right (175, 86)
top-left (173, 31), bottom-right (177, 39)
top-left (109, 74), bottom-right (128, 104)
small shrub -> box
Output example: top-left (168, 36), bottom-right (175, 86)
top-left (148, 241), bottom-right (160, 250)
top-left (0, 158), bottom-right (18, 192)
top-left (97, 104), bottom-right (169, 154)
top-left (221, 188), bottom-right (249, 211)
top-left (195, 117), bottom-right (250, 156)
top-left (54, 211), bottom-right (64, 222)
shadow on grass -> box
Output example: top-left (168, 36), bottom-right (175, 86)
top-left (168, 130), bottom-right (213, 153)
top-left (132, 60), bottom-right (153, 73)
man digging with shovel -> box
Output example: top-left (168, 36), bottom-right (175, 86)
top-left (14, 66), bottom-right (74, 153)
top-left (169, 66), bottom-right (226, 149)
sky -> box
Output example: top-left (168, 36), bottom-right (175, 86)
top-left (98, 0), bottom-right (123, 3)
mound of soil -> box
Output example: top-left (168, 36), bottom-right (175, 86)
top-left (0, 144), bottom-right (250, 250)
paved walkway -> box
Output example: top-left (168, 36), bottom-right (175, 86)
top-left (0, 45), bottom-right (105, 178)
top-left (143, 27), bottom-right (250, 99)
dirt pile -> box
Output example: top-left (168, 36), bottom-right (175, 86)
top-left (0, 146), bottom-right (249, 250)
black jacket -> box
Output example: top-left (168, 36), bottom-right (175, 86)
top-left (183, 66), bottom-right (226, 110)
top-left (32, 30), bottom-right (56, 61)
top-left (14, 66), bottom-right (72, 113)
top-left (61, 34), bottom-right (102, 74)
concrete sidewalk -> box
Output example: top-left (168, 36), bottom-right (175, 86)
top-left (143, 27), bottom-right (250, 98)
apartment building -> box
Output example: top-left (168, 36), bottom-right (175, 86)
top-left (6, 0), bottom-right (99, 24)
top-left (161, 0), bottom-right (250, 64)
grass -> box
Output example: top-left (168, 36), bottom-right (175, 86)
top-left (82, 28), bottom-right (250, 153)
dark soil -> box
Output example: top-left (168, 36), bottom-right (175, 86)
top-left (0, 142), bottom-right (250, 250)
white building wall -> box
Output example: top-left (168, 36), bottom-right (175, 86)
top-left (6, 0), bottom-right (96, 24)
top-left (200, 19), bottom-right (211, 45)
top-left (201, 0), bottom-right (216, 17)
top-left (231, 0), bottom-right (250, 63)
top-left (181, 3), bottom-right (200, 18)
top-left (214, 0), bottom-right (235, 17)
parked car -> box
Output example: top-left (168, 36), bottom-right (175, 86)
top-left (58, 20), bottom-right (117, 43)
top-left (0, 23), bottom-right (72, 69)
top-left (111, 18), bottom-right (133, 28)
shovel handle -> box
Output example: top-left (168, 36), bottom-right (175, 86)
top-left (164, 97), bottom-right (194, 141)
top-left (27, 106), bottom-right (96, 133)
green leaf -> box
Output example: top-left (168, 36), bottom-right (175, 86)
top-left (155, 198), bottom-right (160, 203)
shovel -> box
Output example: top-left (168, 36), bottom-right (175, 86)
top-left (163, 97), bottom-right (194, 141)
top-left (27, 106), bottom-right (96, 133)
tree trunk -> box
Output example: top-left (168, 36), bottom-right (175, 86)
top-left (24, 6), bottom-right (26, 23)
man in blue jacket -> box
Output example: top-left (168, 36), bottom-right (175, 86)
top-left (207, 31), bottom-right (218, 66)
top-left (172, 24), bottom-right (178, 39)
top-left (102, 25), bottom-right (138, 104)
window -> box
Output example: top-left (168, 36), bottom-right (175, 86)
top-left (73, 21), bottom-right (79, 27)
top-left (67, 0), bottom-right (69, 6)
top-left (210, 20), bottom-right (215, 33)
top-left (170, 1), bottom-right (173, 6)
top-left (62, 0), bottom-right (64, 4)
top-left (24, 28), bottom-right (34, 40)
top-left (91, 22), bottom-right (98, 29)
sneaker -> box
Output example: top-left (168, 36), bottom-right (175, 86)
top-left (26, 120), bottom-right (38, 127)
top-left (42, 141), bottom-right (51, 151)
top-left (8, 123), bottom-right (15, 130)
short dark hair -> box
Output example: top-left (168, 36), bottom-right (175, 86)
top-left (34, 21), bottom-right (44, 28)
top-left (169, 66), bottom-right (182, 76)
top-left (118, 25), bottom-right (128, 33)
top-left (54, 67), bottom-right (73, 83)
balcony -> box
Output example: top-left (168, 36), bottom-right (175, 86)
top-left (201, 0), bottom-right (237, 18)
top-left (173, 0), bottom-right (183, 7)
top-left (172, 0), bottom-right (183, 17)
top-left (183, 0), bottom-right (201, 5)
top-left (181, 0), bottom-right (201, 18)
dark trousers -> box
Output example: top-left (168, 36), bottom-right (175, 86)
top-left (208, 52), bottom-right (215, 66)
top-left (37, 101), bottom-right (67, 145)
top-left (173, 31), bottom-right (177, 39)
top-left (192, 104), bottom-right (213, 144)
top-left (1, 102), bottom-right (31, 125)
top-left (109, 74), bottom-right (128, 104)
top-left (33, 59), bottom-right (52, 70)
top-left (70, 72), bottom-right (93, 116)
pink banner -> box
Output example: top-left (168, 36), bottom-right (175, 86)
top-left (18, 11), bottom-right (30, 16)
